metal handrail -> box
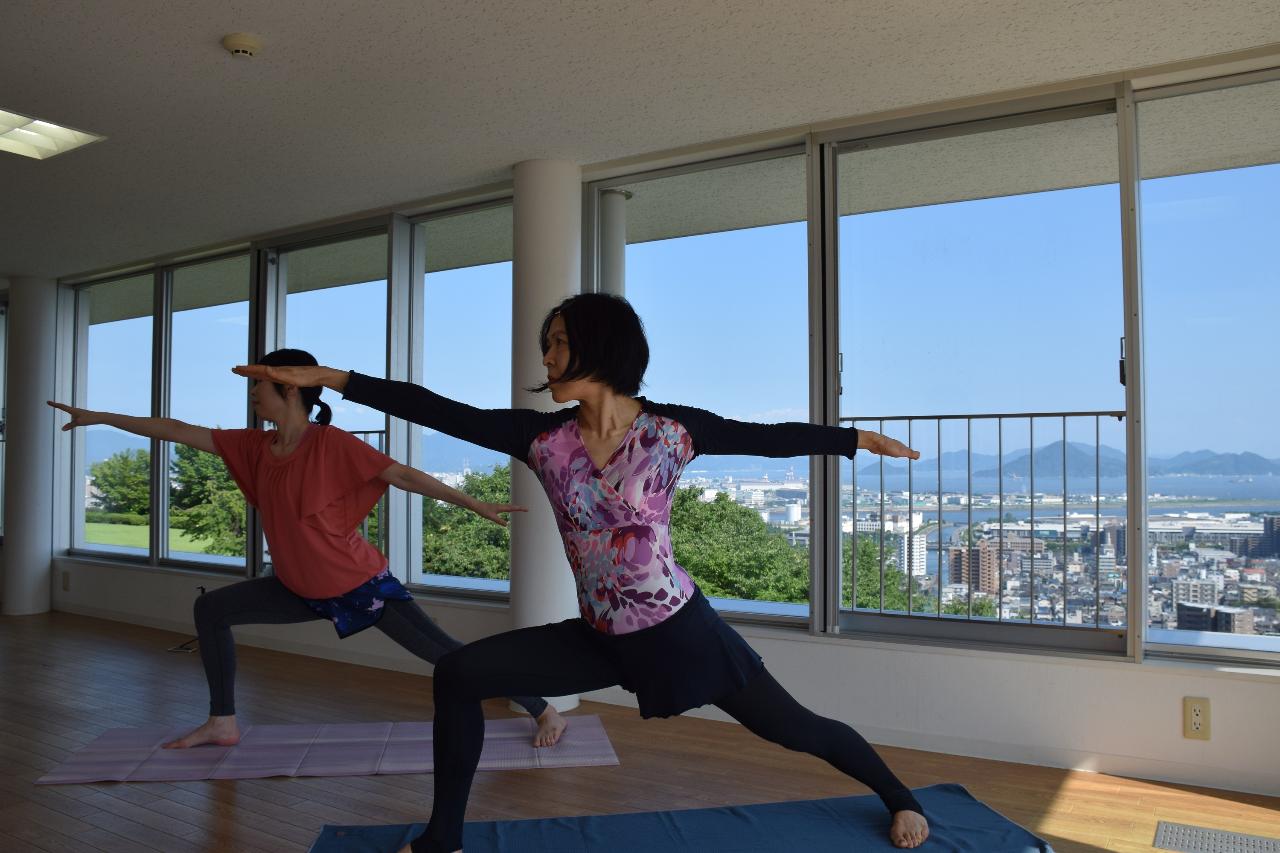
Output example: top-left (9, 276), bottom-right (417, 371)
top-left (840, 410), bottom-right (1124, 423)
top-left (844, 410), bottom-right (1127, 632)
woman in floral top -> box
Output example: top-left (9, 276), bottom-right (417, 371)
top-left (239, 296), bottom-right (930, 851)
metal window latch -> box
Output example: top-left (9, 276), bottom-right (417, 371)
top-left (1118, 337), bottom-right (1126, 386)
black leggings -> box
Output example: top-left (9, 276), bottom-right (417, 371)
top-left (192, 577), bottom-right (548, 720)
top-left (414, 621), bottom-right (922, 852)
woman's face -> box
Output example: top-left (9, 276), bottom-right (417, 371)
top-left (542, 314), bottom-right (585, 403)
top-left (249, 378), bottom-right (292, 424)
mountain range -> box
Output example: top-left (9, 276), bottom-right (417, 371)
top-left (860, 441), bottom-right (1280, 478)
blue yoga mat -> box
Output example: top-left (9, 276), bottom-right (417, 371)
top-left (308, 783), bottom-right (1052, 852)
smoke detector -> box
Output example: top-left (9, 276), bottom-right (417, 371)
top-left (221, 33), bottom-right (263, 58)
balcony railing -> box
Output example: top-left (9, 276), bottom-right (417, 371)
top-left (843, 410), bottom-right (1126, 631)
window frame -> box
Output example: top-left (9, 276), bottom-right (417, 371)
top-left (69, 252), bottom-right (257, 573)
top-left (822, 96), bottom-right (1135, 656)
top-left (403, 198), bottom-right (518, 597)
top-left (1130, 65), bottom-right (1280, 667)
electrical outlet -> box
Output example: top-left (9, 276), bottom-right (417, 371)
top-left (1182, 696), bottom-right (1210, 740)
top-left (61, 571), bottom-right (70, 592)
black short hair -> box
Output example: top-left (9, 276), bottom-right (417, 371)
top-left (532, 293), bottom-right (649, 396)
top-left (258, 348), bottom-right (333, 425)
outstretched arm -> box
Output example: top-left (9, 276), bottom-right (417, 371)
top-left (48, 401), bottom-right (215, 454)
top-left (654, 404), bottom-right (919, 461)
top-left (232, 363), bottom-right (350, 394)
top-left (378, 463), bottom-right (527, 527)
top-left (233, 365), bottom-right (544, 459)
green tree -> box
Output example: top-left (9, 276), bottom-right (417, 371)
top-left (170, 444), bottom-right (234, 511)
top-left (843, 534), bottom-right (932, 612)
top-left (669, 488), bottom-right (808, 603)
top-left (90, 450), bottom-right (150, 514)
top-left (174, 487), bottom-right (248, 555)
top-left (942, 597), bottom-right (998, 617)
top-left (422, 464), bottom-right (513, 579)
top-left (169, 444), bottom-right (246, 557)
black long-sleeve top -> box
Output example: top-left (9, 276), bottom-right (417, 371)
top-left (342, 372), bottom-right (860, 464)
top-left (344, 371), bottom-right (861, 633)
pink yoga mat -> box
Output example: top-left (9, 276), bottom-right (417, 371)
top-left (36, 715), bottom-right (617, 785)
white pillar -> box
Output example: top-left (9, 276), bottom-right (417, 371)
top-left (3, 277), bottom-right (58, 615)
top-left (510, 160), bottom-right (582, 712)
top-left (598, 189), bottom-right (631, 296)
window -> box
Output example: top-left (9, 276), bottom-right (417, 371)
top-left (166, 255), bottom-right (250, 566)
top-left (77, 274), bottom-right (154, 556)
top-left (835, 105), bottom-right (1127, 649)
top-left (278, 232), bottom-right (390, 560)
top-left (1139, 76), bottom-right (1280, 656)
top-left (595, 151), bottom-right (813, 618)
top-left (411, 204), bottom-right (514, 590)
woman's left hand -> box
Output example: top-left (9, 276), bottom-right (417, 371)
top-left (862, 430), bottom-right (921, 460)
top-left (472, 502), bottom-right (528, 527)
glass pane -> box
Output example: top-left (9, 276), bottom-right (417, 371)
top-left (1139, 78), bottom-right (1280, 653)
top-left (617, 154), bottom-right (811, 617)
top-left (82, 274), bottom-right (153, 555)
top-left (414, 205), bottom-right (514, 590)
top-left (837, 109), bottom-right (1126, 627)
top-left (168, 255), bottom-right (250, 566)
top-left (280, 233), bottom-right (389, 565)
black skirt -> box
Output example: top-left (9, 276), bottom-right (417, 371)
top-left (584, 587), bottom-right (765, 719)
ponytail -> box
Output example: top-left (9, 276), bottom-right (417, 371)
top-left (313, 399), bottom-right (333, 426)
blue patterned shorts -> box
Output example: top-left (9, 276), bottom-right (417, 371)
top-left (303, 568), bottom-right (414, 638)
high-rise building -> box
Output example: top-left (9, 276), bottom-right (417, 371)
top-left (1175, 602), bottom-right (1255, 634)
top-left (948, 539), bottom-right (1001, 594)
top-left (1176, 603), bottom-right (1213, 631)
top-left (1018, 553), bottom-right (1056, 574)
top-left (1214, 606), bottom-right (1255, 634)
top-left (1265, 515), bottom-right (1280, 557)
top-left (898, 533), bottom-right (928, 577)
top-left (1172, 579), bottom-right (1218, 606)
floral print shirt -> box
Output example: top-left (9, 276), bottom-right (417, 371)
top-left (529, 413), bottom-right (697, 633)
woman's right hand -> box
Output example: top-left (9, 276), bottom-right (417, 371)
top-left (232, 364), bottom-right (348, 391)
top-left (47, 400), bottom-right (100, 431)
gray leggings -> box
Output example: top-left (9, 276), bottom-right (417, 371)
top-left (192, 576), bottom-right (548, 720)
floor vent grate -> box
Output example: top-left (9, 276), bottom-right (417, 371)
top-left (1154, 821), bottom-right (1280, 853)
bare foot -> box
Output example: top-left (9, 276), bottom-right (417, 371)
top-left (162, 715), bottom-right (241, 749)
top-left (890, 810), bottom-right (929, 848)
top-left (395, 843), bottom-right (460, 853)
top-left (533, 706), bottom-right (568, 748)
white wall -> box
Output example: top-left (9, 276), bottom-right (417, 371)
top-left (52, 555), bottom-right (1280, 796)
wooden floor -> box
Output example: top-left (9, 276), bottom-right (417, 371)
top-left (1, 612), bottom-right (1276, 852)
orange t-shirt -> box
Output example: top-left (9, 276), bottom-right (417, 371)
top-left (211, 425), bottom-right (395, 599)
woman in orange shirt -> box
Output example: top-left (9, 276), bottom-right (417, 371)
top-left (48, 349), bottom-right (566, 750)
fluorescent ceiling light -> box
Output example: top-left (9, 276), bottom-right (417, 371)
top-left (0, 109), bottom-right (104, 160)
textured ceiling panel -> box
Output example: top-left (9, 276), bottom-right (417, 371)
top-left (172, 254), bottom-right (250, 314)
top-left (1, 1), bottom-right (1278, 279)
top-left (1138, 78), bottom-right (1280, 178)
top-left (283, 233), bottom-right (388, 297)
top-left (421, 204), bottom-right (513, 271)
top-left (619, 154), bottom-right (807, 244)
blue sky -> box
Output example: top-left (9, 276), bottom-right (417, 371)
top-left (85, 163), bottom-right (1279, 461)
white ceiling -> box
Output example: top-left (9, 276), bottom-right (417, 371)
top-left (2, 0), bottom-right (1278, 280)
